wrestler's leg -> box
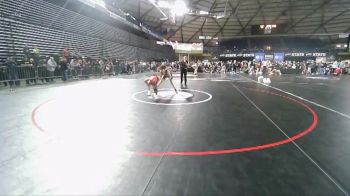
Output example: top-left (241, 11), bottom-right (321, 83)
top-left (144, 79), bottom-right (151, 95)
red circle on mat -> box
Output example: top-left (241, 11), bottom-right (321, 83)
top-left (31, 89), bottom-right (318, 156)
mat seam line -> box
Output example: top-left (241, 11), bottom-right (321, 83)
top-left (140, 122), bottom-right (183, 196)
top-left (236, 74), bottom-right (350, 120)
top-left (230, 82), bottom-right (348, 196)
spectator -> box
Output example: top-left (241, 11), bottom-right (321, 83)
top-left (77, 58), bottom-right (84, 78)
top-left (32, 46), bottom-right (41, 81)
top-left (331, 60), bottom-right (338, 74)
top-left (23, 45), bottom-right (31, 63)
top-left (334, 66), bottom-right (342, 76)
top-left (59, 57), bottom-right (68, 81)
top-left (70, 58), bottom-right (79, 78)
top-left (46, 57), bottom-right (57, 83)
top-left (33, 46), bottom-right (40, 67)
top-left (0, 64), bottom-right (7, 87)
top-left (81, 58), bottom-right (89, 78)
top-left (105, 60), bottom-right (113, 75)
top-left (114, 60), bottom-right (121, 75)
top-left (5, 56), bottom-right (19, 91)
top-left (220, 63), bottom-right (226, 74)
top-left (98, 59), bottom-right (105, 76)
top-left (126, 62), bottom-right (131, 74)
top-left (64, 48), bottom-right (71, 62)
top-left (319, 63), bottom-right (326, 75)
top-left (132, 62), bottom-right (136, 74)
top-left (25, 58), bottom-right (37, 85)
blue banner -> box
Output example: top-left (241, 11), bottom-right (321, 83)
top-left (274, 53), bottom-right (285, 62)
top-left (255, 53), bottom-right (265, 61)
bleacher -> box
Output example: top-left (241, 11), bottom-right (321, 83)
top-left (0, 0), bottom-right (175, 64)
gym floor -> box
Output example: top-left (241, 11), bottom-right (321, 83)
top-left (0, 73), bottom-right (349, 195)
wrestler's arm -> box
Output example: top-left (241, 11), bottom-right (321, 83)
top-left (157, 75), bottom-right (164, 87)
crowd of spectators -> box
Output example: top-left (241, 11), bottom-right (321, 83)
top-left (1, 45), bottom-right (350, 91)
top-left (171, 59), bottom-right (350, 77)
top-left (0, 46), bottom-right (164, 90)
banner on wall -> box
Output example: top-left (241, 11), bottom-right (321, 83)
top-left (255, 53), bottom-right (265, 61)
top-left (274, 53), bottom-right (285, 62)
top-left (285, 53), bottom-right (326, 57)
top-left (219, 52), bottom-right (326, 59)
top-left (265, 54), bottom-right (274, 61)
top-left (285, 53), bottom-right (305, 57)
top-left (173, 43), bottom-right (203, 54)
top-left (311, 53), bottom-right (326, 57)
top-left (219, 53), bottom-right (254, 58)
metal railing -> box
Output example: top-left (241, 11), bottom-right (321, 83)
top-left (0, 64), bottom-right (150, 88)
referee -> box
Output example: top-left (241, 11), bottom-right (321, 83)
top-left (179, 56), bottom-right (188, 85)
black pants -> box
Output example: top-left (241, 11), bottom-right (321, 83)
top-left (7, 67), bottom-right (20, 87)
top-left (45, 71), bottom-right (55, 82)
top-left (233, 66), bottom-right (237, 73)
top-left (180, 68), bottom-right (187, 84)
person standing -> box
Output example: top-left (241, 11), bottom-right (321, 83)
top-left (179, 56), bottom-right (188, 85)
top-left (32, 46), bottom-right (41, 84)
top-left (98, 59), bottom-right (105, 76)
top-left (23, 44), bottom-right (30, 63)
top-left (59, 57), bottom-right (68, 81)
top-left (5, 56), bottom-right (19, 91)
top-left (63, 48), bottom-right (71, 62)
top-left (232, 60), bottom-right (237, 73)
top-left (46, 57), bottom-right (57, 83)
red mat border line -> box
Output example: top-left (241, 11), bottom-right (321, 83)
top-left (32, 99), bottom-right (54, 133)
top-left (138, 88), bottom-right (319, 156)
top-left (31, 89), bottom-right (318, 156)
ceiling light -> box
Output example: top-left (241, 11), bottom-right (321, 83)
top-left (93, 0), bottom-right (106, 8)
top-left (215, 14), bottom-right (225, 19)
top-left (188, 10), bottom-right (196, 15)
top-left (158, 1), bottom-right (170, 8)
top-left (171, 0), bottom-right (188, 16)
top-left (199, 10), bottom-right (209, 15)
top-left (336, 44), bottom-right (341, 48)
top-left (130, 15), bottom-right (136, 21)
